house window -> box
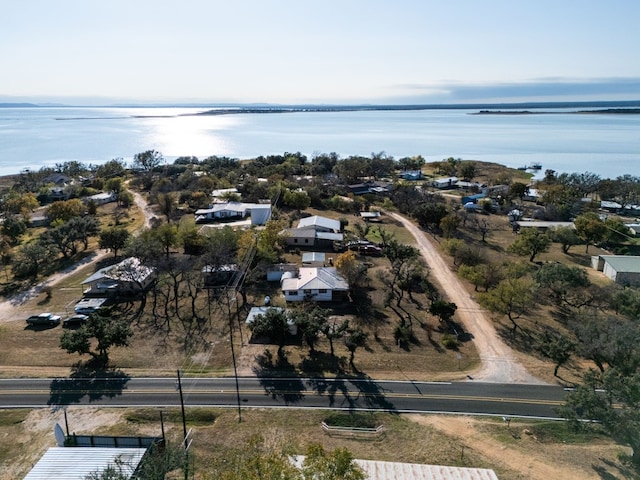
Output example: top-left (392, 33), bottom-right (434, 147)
top-left (288, 291), bottom-right (298, 295)
top-left (294, 239), bottom-right (298, 244)
top-left (303, 289), bottom-right (311, 294)
top-left (319, 289), bottom-right (327, 294)
top-left (304, 239), bottom-right (309, 243)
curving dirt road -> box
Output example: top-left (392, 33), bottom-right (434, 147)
top-left (387, 211), bottom-right (545, 384)
top-left (0, 193), bottom-right (156, 322)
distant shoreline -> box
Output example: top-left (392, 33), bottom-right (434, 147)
top-left (473, 108), bottom-right (640, 115)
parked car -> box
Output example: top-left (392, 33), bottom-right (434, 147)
top-left (358, 244), bottom-right (383, 256)
top-left (62, 314), bottom-right (89, 327)
top-left (26, 313), bottom-right (61, 327)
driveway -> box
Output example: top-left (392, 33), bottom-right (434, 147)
top-left (387, 211), bottom-right (545, 384)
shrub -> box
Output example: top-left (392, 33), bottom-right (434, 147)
top-left (441, 333), bottom-right (459, 350)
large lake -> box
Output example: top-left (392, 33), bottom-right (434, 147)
top-left (0, 106), bottom-right (638, 178)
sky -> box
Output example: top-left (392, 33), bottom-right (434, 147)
top-left (2, 0), bottom-right (640, 105)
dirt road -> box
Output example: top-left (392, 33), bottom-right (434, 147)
top-left (387, 211), bottom-right (544, 384)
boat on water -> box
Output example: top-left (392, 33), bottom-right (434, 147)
top-left (517, 163), bottom-right (542, 171)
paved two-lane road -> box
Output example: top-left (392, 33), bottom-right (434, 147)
top-left (0, 377), bottom-right (568, 419)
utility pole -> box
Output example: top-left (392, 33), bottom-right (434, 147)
top-left (227, 291), bottom-right (242, 423)
top-left (176, 370), bottom-right (187, 442)
top-left (176, 370), bottom-right (189, 480)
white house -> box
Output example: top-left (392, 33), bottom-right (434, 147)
top-left (82, 257), bottom-right (156, 295)
top-left (592, 255), bottom-right (640, 286)
top-left (195, 202), bottom-right (271, 225)
top-left (432, 177), bottom-right (458, 189)
top-left (281, 267), bottom-right (349, 302)
top-left (85, 191), bottom-right (118, 205)
top-left (297, 215), bottom-right (341, 233)
top-left (281, 228), bottom-right (343, 249)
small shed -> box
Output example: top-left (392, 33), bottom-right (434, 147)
top-left (267, 263), bottom-right (298, 282)
top-left (302, 252), bottom-right (326, 267)
top-left (592, 255), bottom-right (640, 286)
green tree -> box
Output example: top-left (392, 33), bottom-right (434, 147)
top-left (292, 306), bottom-right (329, 354)
top-left (574, 212), bottom-right (607, 253)
top-left (344, 327), bottom-right (368, 369)
top-left (334, 250), bottom-right (367, 289)
top-left (302, 444), bottom-right (366, 480)
top-left (282, 189), bottom-right (311, 213)
top-left (535, 330), bottom-right (575, 376)
top-left (458, 263), bottom-right (502, 292)
top-left (104, 177), bottom-right (124, 194)
top-left (2, 215), bottom-right (27, 245)
top-left (248, 308), bottom-right (292, 356)
top-left (45, 198), bottom-right (85, 223)
top-left (551, 226), bottom-right (582, 254)
top-left (414, 203), bottom-right (448, 232)
top-left (60, 311), bottom-right (133, 366)
top-left (156, 192), bottom-right (178, 222)
top-left (99, 227), bottom-right (131, 258)
top-left (208, 436), bottom-right (301, 480)
top-left (133, 149), bottom-right (163, 172)
top-left (508, 182), bottom-right (528, 201)
top-left (439, 213), bottom-right (461, 238)
top-left (533, 262), bottom-right (591, 306)
top-left (2, 192), bottom-right (39, 220)
top-left (558, 368), bottom-right (640, 466)
top-left (429, 300), bottom-right (457, 326)
top-left (477, 278), bottom-right (534, 334)
top-left (322, 318), bottom-right (350, 357)
top-left (96, 158), bottom-right (127, 178)
top-left (507, 228), bottom-right (551, 262)
top-left (457, 161), bottom-right (476, 181)
top-left (604, 216), bottom-right (632, 244)
top-left (155, 223), bottom-right (180, 259)
top-left (117, 190), bottom-right (134, 208)
top-left (12, 241), bottom-right (52, 278)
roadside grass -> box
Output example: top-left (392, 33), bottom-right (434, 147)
top-left (3, 407), bottom-right (628, 480)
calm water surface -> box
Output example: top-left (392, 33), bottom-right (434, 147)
top-left (0, 106), bottom-right (638, 178)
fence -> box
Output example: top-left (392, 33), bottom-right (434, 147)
top-left (320, 422), bottom-right (385, 437)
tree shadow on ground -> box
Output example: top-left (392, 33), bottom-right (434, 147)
top-left (299, 350), bottom-right (347, 376)
top-left (252, 349), bottom-right (305, 405)
top-left (48, 361), bottom-right (130, 409)
top-left (333, 372), bottom-right (398, 412)
top-left (496, 323), bottom-right (536, 354)
top-left (594, 456), bottom-right (640, 480)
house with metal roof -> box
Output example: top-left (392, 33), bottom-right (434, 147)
top-left (297, 215), bottom-right (341, 233)
top-left (281, 267), bottom-right (349, 302)
top-left (82, 257), bottom-right (155, 295)
top-left (24, 447), bottom-right (147, 480)
top-left (592, 255), bottom-right (640, 286)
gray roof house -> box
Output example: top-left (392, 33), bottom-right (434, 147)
top-left (592, 255), bottom-right (640, 287)
top-left (281, 267), bottom-right (349, 302)
top-left (297, 215), bottom-right (341, 233)
top-left (82, 257), bottom-right (156, 295)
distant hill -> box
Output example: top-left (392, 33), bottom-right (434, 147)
top-left (0, 103), bottom-right (40, 108)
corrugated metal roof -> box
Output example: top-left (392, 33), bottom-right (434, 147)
top-left (356, 459), bottom-right (499, 480)
top-left (24, 447), bottom-right (147, 479)
top-left (292, 456), bottom-right (499, 480)
top-left (601, 255), bottom-right (640, 273)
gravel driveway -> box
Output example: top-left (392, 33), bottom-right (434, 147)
top-left (387, 211), bottom-right (545, 384)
